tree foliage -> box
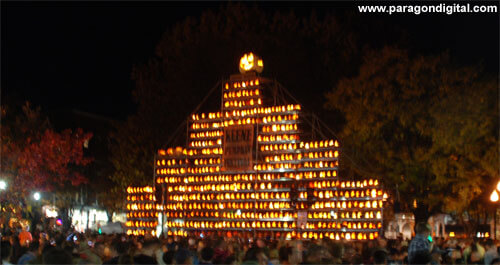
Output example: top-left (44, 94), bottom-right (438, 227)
top-left (326, 47), bottom-right (498, 220)
top-left (16, 128), bottom-right (92, 190)
top-left (426, 66), bottom-right (498, 215)
top-left (1, 102), bottom-right (93, 196)
top-left (110, 3), bottom-right (403, 188)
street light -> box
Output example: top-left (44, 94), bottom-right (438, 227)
top-left (491, 190), bottom-right (499, 202)
top-left (0, 180), bottom-right (6, 190)
top-left (33, 192), bottom-right (41, 201)
top-left (490, 181), bottom-right (500, 239)
top-left (0, 180), bottom-right (6, 213)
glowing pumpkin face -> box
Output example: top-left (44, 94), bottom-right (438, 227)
top-left (239, 53), bottom-right (264, 73)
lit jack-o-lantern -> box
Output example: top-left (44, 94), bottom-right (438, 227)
top-left (239, 53), bottom-right (264, 74)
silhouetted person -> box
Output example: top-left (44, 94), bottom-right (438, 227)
top-left (373, 250), bottom-right (388, 265)
top-left (134, 240), bottom-right (159, 265)
top-left (162, 251), bottom-right (175, 265)
top-left (411, 250), bottom-right (432, 265)
top-left (17, 241), bottom-right (39, 265)
top-left (174, 248), bottom-right (193, 265)
top-left (118, 254), bottom-right (135, 265)
top-left (278, 246), bottom-right (292, 265)
top-left (199, 246), bottom-right (214, 265)
top-left (484, 239), bottom-right (499, 265)
top-left (408, 222), bottom-right (432, 264)
top-left (104, 241), bottom-right (131, 264)
top-left (242, 247), bottom-right (260, 265)
top-left (42, 248), bottom-right (73, 264)
top-left (1, 240), bottom-right (13, 265)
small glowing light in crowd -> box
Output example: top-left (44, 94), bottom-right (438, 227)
top-left (449, 232), bottom-right (455, 237)
top-left (33, 192), bottom-right (41, 201)
top-left (56, 219), bottom-right (63, 226)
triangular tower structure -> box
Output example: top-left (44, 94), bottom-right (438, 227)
top-left (129, 53), bottom-right (384, 240)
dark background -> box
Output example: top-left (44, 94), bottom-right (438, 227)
top-left (2, 1), bottom-right (498, 123)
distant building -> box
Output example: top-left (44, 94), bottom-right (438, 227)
top-left (385, 213), bottom-right (415, 240)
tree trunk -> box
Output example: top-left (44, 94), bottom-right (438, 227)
top-left (32, 207), bottom-right (41, 232)
top-left (463, 212), bottom-right (476, 237)
top-left (106, 210), bottom-right (113, 224)
top-left (86, 209), bottom-right (90, 231)
top-left (61, 207), bottom-right (71, 231)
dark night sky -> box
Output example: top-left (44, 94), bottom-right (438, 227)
top-left (2, 1), bottom-right (499, 123)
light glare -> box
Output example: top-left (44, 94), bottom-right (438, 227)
top-left (491, 190), bottom-right (499, 202)
top-left (0, 180), bottom-right (6, 190)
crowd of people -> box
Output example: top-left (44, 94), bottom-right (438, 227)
top-left (1, 222), bottom-right (499, 265)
